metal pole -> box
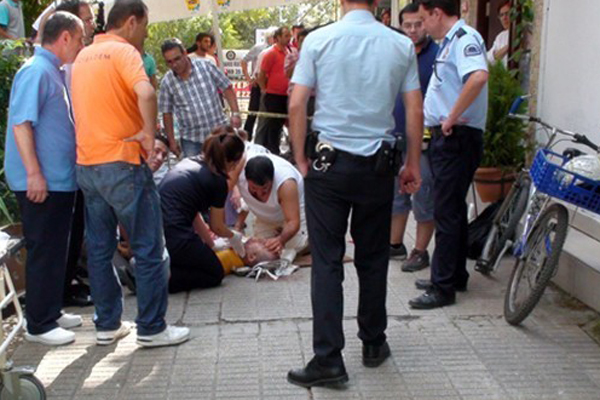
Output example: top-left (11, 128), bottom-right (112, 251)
top-left (210, 0), bottom-right (225, 73)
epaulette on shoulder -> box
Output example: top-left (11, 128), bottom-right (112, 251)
top-left (456, 28), bottom-right (467, 38)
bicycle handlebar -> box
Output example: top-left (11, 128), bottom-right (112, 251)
top-left (508, 96), bottom-right (600, 153)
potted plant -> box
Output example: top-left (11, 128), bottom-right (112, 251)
top-left (474, 61), bottom-right (529, 202)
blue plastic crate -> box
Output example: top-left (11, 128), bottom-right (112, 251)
top-left (529, 149), bottom-right (600, 214)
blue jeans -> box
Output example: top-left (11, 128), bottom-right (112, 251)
top-left (180, 138), bottom-right (203, 158)
top-left (76, 163), bottom-right (168, 335)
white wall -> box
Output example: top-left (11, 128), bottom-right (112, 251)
top-left (538, 0), bottom-right (600, 149)
top-left (537, 0), bottom-right (600, 230)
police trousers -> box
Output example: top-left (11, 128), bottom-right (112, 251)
top-left (305, 151), bottom-right (394, 367)
top-left (429, 126), bottom-right (483, 295)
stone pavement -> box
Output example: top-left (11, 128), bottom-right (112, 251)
top-left (10, 230), bottom-right (600, 400)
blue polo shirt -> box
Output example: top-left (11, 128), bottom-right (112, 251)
top-left (4, 46), bottom-right (77, 192)
top-left (393, 37), bottom-right (439, 136)
top-left (424, 19), bottom-right (488, 130)
top-left (291, 9), bottom-right (420, 156)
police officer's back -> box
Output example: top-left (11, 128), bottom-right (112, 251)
top-left (286, 0), bottom-right (424, 388)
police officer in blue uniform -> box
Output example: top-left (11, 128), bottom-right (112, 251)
top-left (286, 0), bottom-right (424, 388)
top-left (409, 0), bottom-right (489, 309)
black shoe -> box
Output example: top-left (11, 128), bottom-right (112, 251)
top-left (362, 341), bottom-right (391, 368)
top-left (401, 249), bottom-right (430, 272)
top-left (63, 291), bottom-right (93, 307)
top-left (287, 358), bottom-right (349, 388)
top-left (389, 243), bottom-right (407, 259)
top-left (414, 279), bottom-right (467, 292)
top-left (409, 288), bottom-right (455, 310)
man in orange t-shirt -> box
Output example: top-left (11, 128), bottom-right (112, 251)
top-left (256, 26), bottom-right (291, 155)
top-left (71, 0), bottom-right (189, 349)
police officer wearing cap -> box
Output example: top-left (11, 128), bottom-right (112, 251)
top-left (409, 0), bottom-right (488, 309)
top-left (286, 0), bottom-right (424, 388)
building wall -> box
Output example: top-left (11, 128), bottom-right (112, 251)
top-left (536, 0), bottom-right (600, 229)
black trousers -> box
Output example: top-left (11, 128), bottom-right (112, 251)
top-left (64, 190), bottom-right (85, 296)
top-left (243, 84), bottom-right (262, 140)
top-left (429, 126), bottom-right (483, 295)
top-left (305, 152), bottom-right (394, 367)
top-left (165, 231), bottom-right (224, 294)
top-left (255, 93), bottom-right (288, 155)
top-left (16, 191), bottom-right (76, 334)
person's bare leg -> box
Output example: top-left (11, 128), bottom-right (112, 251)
top-left (414, 220), bottom-right (435, 252)
top-left (390, 213), bottom-right (409, 246)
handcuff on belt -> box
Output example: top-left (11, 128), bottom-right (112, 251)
top-left (313, 141), bottom-right (336, 172)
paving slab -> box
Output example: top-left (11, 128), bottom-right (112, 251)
top-left (8, 220), bottom-right (600, 399)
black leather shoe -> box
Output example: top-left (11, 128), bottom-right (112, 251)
top-left (363, 341), bottom-right (391, 368)
top-left (63, 292), bottom-right (93, 307)
top-left (409, 289), bottom-right (455, 309)
top-left (414, 279), bottom-right (467, 292)
top-left (63, 283), bottom-right (93, 307)
top-left (287, 358), bottom-right (349, 388)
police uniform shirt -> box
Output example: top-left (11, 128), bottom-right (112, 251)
top-left (291, 9), bottom-right (420, 157)
top-left (424, 19), bottom-right (488, 131)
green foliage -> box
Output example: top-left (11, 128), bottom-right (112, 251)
top-left (482, 62), bottom-right (529, 169)
top-left (509, 0), bottom-right (534, 64)
top-left (145, 0), bottom-right (338, 76)
top-left (0, 41), bottom-right (29, 225)
top-left (21, 0), bottom-right (55, 37)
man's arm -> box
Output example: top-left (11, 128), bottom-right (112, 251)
top-left (0, 26), bottom-right (15, 40)
top-left (442, 70), bottom-right (489, 135)
top-left (162, 113), bottom-right (180, 156)
top-left (400, 89), bottom-right (424, 194)
top-left (256, 69), bottom-right (268, 92)
top-left (288, 84), bottom-right (312, 176)
top-left (241, 60), bottom-right (253, 83)
top-left (125, 81), bottom-right (157, 160)
top-left (13, 122), bottom-right (48, 203)
top-left (276, 180), bottom-right (301, 245)
top-left (222, 86), bottom-right (242, 128)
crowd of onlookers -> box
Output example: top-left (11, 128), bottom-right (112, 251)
top-left (2, 0), bottom-right (511, 389)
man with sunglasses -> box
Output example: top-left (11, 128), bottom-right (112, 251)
top-left (409, 0), bottom-right (488, 310)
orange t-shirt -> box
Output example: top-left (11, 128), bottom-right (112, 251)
top-left (72, 34), bottom-right (150, 165)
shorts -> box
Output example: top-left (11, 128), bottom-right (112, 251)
top-left (392, 150), bottom-right (434, 222)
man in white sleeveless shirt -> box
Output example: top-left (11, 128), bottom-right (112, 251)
top-left (235, 154), bottom-right (307, 263)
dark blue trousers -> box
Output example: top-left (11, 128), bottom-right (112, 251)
top-left (305, 152), bottom-right (394, 367)
top-left (429, 126), bottom-right (483, 296)
top-left (16, 191), bottom-right (75, 334)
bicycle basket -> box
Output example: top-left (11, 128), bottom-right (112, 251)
top-left (529, 149), bottom-right (600, 214)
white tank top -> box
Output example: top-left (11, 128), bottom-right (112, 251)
top-left (238, 153), bottom-right (304, 225)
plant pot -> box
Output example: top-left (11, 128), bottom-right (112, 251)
top-left (474, 167), bottom-right (516, 203)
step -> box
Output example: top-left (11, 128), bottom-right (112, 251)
top-left (553, 227), bottom-right (600, 312)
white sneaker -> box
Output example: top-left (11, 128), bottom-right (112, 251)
top-left (136, 325), bottom-right (190, 348)
top-left (57, 313), bottom-right (82, 329)
top-left (96, 321), bottom-right (133, 346)
top-left (25, 327), bottom-right (75, 346)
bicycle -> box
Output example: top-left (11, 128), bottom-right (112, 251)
top-left (474, 95), bottom-right (600, 325)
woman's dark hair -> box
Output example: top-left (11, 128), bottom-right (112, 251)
top-left (203, 126), bottom-right (245, 178)
top-left (497, 0), bottom-right (510, 13)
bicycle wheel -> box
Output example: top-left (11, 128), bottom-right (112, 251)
top-left (475, 174), bottom-right (531, 275)
top-left (504, 203), bottom-right (569, 325)
top-left (0, 375), bottom-right (46, 400)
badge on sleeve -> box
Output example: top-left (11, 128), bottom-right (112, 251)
top-left (464, 44), bottom-right (482, 57)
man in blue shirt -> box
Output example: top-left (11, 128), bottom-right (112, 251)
top-left (288, 0), bottom-right (423, 387)
top-left (390, 3), bottom-right (439, 273)
top-left (409, 0), bottom-right (488, 309)
top-left (4, 12), bottom-right (85, 346)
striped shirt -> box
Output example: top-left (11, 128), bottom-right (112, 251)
top-left (159, 59), bottom-right (231, 143)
